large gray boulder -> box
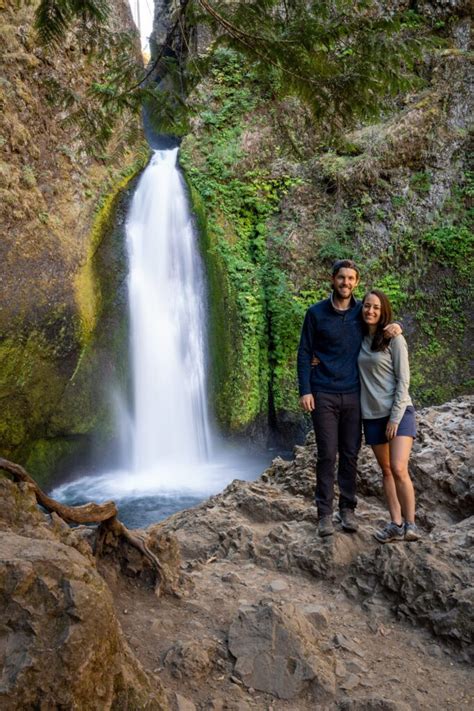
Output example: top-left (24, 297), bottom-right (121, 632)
top-left (228, 600), bottom-right (335, 702)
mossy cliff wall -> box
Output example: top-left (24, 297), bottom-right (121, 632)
top-left (0, 1), bottom-right (145, 484)
top-left (181, 7), bottom-right (473, 444)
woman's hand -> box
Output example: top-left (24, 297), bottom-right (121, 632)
top-left (300, 394), bottom-right (315, 412)
top-left (386, 420), bottom-right (399, 440)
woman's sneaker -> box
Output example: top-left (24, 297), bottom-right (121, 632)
top-left (374, 521), bottom-right (404, 543)
top-left (404, 522), bottom-right (421, 541)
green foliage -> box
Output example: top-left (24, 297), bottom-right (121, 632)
top-left (34, 0), bottom-right (433, 154)
top-left (418, 171), bottom-right (474, 277)
top-left (422, 225), bottom-right (473, 276)
top-left (369, 274), bottom-right (408, 315)
top-left (391, 195), bottom-right (407, 208)
top-left (410, 170), bottom-right (432, 194)
top-left (199, 0), bottom-right (430, 135)
top-left (359, 172), bottom-right (472, 407)
top-left (181, 49), bottom-right (304, 429)
top-left (34, 0), bottom-right (109, 46)
top-left (21, 166), bottom-right (37, 188)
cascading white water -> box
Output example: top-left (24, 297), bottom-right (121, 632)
top-left (51, 147), bottom-right (269, 527)
top-left (127, 148), bottom-right (212, 472)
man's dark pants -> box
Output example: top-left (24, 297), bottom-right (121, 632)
top-left (310, 391), bottom-right (361, 517)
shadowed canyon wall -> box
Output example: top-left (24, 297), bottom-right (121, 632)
top-left (0, 0), bottom-right (146, 483)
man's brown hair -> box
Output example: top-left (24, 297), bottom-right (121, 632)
top-left (331, 259), bottom-right (360, 277)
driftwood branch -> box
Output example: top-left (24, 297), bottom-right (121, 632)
top-left (0, 457), bottom-right (117, 523)
top-left (0, 457), bottom-right (164, 592)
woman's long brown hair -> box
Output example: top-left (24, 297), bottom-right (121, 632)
top-left (362, 289), bottom-right (393, 351)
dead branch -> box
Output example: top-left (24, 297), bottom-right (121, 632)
top-left (0, 457), bottom-right (164, 592)
top-left (0, 457), bottom-right (117, 523)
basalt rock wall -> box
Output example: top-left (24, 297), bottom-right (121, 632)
top-left (0, 1), bottom-right (145, 484)
top-left (179, 0), bottom-right (473, 445)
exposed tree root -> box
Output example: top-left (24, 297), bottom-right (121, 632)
top-left (0, 457), bottom-right (164, 594)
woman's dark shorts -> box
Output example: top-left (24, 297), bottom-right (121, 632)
top-left (363, 406), bottom-right (417, 446)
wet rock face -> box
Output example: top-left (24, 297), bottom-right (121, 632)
top-left (0, 1), bottom-right (141, 480)
top-left (228, 600), bottom-right (335, 701)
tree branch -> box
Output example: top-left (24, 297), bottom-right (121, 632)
top-left (0, 457), bottom-right (117, 523)
top-left (0, 457), bottom-right (164, 594)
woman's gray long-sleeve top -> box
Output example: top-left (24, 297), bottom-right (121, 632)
top-left (357, 334), bottom-right (413, 423)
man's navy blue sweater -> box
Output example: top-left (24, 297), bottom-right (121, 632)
top-left (297, 295), bottom-right (363, 396)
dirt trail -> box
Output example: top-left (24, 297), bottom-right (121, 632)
top-left (108, 540), bottom-right (473, 710)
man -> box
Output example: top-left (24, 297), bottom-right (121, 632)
top-left (297, 259), bottom-right (401, 537)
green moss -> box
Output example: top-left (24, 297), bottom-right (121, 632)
top-left (25, 438), bottom-right (86, 489)
top-left (44, 166), bottom-right (142, 454)
top-left (75, 154), bottom-right (149, 344)
top-left (0, 332), bottom-right (67, 454)
top-left (0, 157), bottom-right (146, 484)
top-left (410, 170), bottom-right (432, 194)
top-left (180, 49), bottom-right (272, 431)
top-left (186, 183), bottom-right (240, 427)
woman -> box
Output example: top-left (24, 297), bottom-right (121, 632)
top-left (358, 289), bottom-right (420, 542)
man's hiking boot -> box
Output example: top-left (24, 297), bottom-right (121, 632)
top-left (318, 515), bottom-right (334, 537)
top-left (340, 508), bottom-right (358, 532)
top-left (404, 522), bottom-right (421, 541)
top-left (374, 521), bottom-right (404, 543)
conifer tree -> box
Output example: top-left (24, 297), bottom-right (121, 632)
top-left (32, 0), bottom-right (433, 151)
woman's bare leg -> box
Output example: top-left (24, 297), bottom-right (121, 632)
top-left (371, 443), bottom-right (402, 524)
top-left (389, 436), bottom-right (416, 523)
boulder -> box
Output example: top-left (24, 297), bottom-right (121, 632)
top-left (0, 532), bottom-right (167, 710)
top-left (164, 640), bottom-right (215, 680)
top-left (228, 600), bottom-right (335, 701)
top-left (345, 516), bottom-right (474, 652)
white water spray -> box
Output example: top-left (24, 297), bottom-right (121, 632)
top-left (52, 149), bottom-right (268, 522)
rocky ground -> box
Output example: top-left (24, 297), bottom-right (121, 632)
top-left (1, 397), bottom-right (473, 710)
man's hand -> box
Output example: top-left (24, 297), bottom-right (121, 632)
top-left (383, 322), bottom-right (402, 338)
top-left (385, 420), bottom-right (399, 440)
top-left (300, 394), bottom-right (315, 412)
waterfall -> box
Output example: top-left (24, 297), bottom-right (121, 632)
top-left (51, 148), bottom-right (269, 527)
top-left (126, 148), bottom-right (212, 472)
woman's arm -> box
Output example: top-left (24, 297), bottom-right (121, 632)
top-left (386, 336), bottom-right (411, 438)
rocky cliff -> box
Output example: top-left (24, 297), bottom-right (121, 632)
top-left (178, 1), bottom-right (473, 443)
top-left (1, 397), bottom-right (472, 709)
top-left (0, 0), bottom-right (147, 482)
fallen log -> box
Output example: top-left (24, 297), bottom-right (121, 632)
top-left (0, 457), bottom-right (164, 594)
